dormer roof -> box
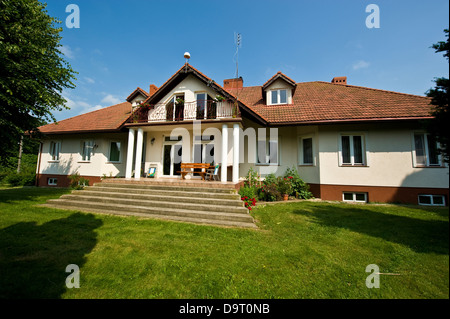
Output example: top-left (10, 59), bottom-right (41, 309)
top-left (126, 87), bottom-right (149, 102)
top-left (262, 71), bottom-right (297, 90)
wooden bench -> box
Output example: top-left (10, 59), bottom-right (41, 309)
top-left (178, 163), bottom-right (213, 180)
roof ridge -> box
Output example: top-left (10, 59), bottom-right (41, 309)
top-left (313, 81), bottom-right (430, 99)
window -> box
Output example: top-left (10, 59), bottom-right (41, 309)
top-left (47, 178), bottom-right (57, 186)
top-left (299, 137), bottom-right (314, 165)
top-left (343, 192), bottom-right (368, 203)
top-left (270, 89), bottom-right (287, 105)
top-left (81, 140), bottom-right (94, 162)
top-left (109, 142), bottom-right (121, 162)
top-left (340, 134), bottom-right (365, 166)
top-left (414, 133), bottom-right (442, 167)
top-left (49, 141), bottom-right (61, 161)
top-left (257, 139), bottom-right (279, 165)
top-left (418, 195), bottom-right (446, 206)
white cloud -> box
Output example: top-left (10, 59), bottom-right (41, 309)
top-left (352, 60), bottom-right (370, 70)
top-left (60, 45), bottom-right (75, 59)
top-left (63, 95), bottom-right (104, 115)
top-left (101, 94), bottom-right (121, 105)
top-left (84, 77), bottom-right (95, 84)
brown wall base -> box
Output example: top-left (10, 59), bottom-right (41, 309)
top-left (308, 183), bottom-right (449, 206)
top-left (36, 174), bottom-right (102, 188)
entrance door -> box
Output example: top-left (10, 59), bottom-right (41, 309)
top-left (163, 138), bottom-right (183, 176)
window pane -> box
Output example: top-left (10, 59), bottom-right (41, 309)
top-left (197, 93), bottom-right (206, 119)
top-left (341, 136), bottom-right (351, 164)
top-left (355, 193), bottom-right (366, 201)
top-left (271, 90), bottom-right (278, 104)
top-left (353, 136), bottom-right (363, 164)
top-left (110, 142), bottom-right (120, 162)
top-left (432, 195), bottom-right (444, 205)
top-left (279, 90), bottom-right (287, 104)
top-left (343, 193), bottom-right (353, 201)
top-left (204, 144), bottom-right (215, 164)
top-left (427, 135), bottom-right (440, 165)
top-left (269, 140), bottom-right (278, 164)
top-left (193, 144), bottom-right (202, 163)
top-left (414, 134), bottom-right (426, 165)
top-left (303, 138), bottom-right (313, 164)
top-left (418, 195), bottom-right (431, 205)
top-left (257, 140), bottom-right (267, 164)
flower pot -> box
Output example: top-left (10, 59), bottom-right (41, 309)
top-left (283, 194), bottom-right (289, 201)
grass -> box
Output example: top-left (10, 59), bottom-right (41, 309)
top-left (0, 186), bottom-right (448, 299)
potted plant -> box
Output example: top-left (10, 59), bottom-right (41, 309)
top-left (277, 177), bottom-right (292, 201)
top-left (215, 95), bottom-right (226, 102)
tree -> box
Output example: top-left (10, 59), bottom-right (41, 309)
top-left (0, 0), bottom-right (77, 163)
top-left (426, 29), bottom-right (449, 163)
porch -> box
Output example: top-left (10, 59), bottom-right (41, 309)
top-left (123, 121), bottom-right (242, 183)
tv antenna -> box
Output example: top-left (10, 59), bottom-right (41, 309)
top-left (234, 33), bottom-right (242, 78)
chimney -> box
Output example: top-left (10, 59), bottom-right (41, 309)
top-left (223, 77), bottom-right (243, 90)
top-left (149, 84), bottom-right (158, 96)
top-left (331, 76), bottom-right (347, 85)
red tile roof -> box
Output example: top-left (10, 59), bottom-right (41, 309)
top-left (38, 102), bottom-right (132, 134)
top-left (227, 81), bottom-right (433, 124)
top-left (37, 65), bottom-right (434, 134)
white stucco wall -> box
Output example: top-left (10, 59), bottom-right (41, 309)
top-left (317, 123), bottom-right (449, 188)
top-left (39, 133), bottom-right (128, 178)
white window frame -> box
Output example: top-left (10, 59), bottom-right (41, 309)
top-left (418, 194), bottom-right (446, 206)
top-left (412, 132), bottom-right (444, 167)
top-left (338, 133), bottom-right (367, 166)
top-left (298, 135), bottom-right (315, 166)
top-left (108, 141), bottom-right (122, 163)
top-left (49, 141), bottom-right (61, 162)
top-left (47, 177), bottom-right (58, 186)
top-left (270, 89), bottom-right (288, 105)
top-left (193, 135), bottom-right (215, 164)
top-left (80, 140), bottom-right (94, 162)
top-left (343, 192), bottom-right (368, 203)
top-left (256, 137), bottom-right (279, 166)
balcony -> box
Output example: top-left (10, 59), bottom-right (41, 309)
top-left (130, 100), bottom-right (240, 123)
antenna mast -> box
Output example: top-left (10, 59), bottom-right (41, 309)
top-left (235, 33), bottom-right (241, 78)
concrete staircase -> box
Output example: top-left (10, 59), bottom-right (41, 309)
top-left (42, 180), bottom-right (257, 229)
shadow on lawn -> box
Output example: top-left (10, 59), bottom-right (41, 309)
top-left (0, 213), bottom-right (102, 298)
top-left (293, 204), bottom-right (449, 255)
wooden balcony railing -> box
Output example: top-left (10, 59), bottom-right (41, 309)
top-left (130, 100), bottom-right (240, 123)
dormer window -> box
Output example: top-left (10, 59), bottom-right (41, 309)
top-left (263, 72), bottom-right (296, 106)
top-left (271, 89), bottom-right (287, 105)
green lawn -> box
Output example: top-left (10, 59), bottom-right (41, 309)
top-left (0, 186), bottom-right (448, 299)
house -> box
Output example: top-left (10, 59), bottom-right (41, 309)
top-left (36, 63), bottom-right (449, 206)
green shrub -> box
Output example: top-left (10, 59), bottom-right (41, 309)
top-left (257, 182), bottom-right (282, 202)
top-left (5, 172), bottom-right (36, 186)
top-left (238, 185), bottom-right (258, 200)
top-left (283, 166), bottom-right (313, 199)
top-left (69, 174), bottom-right (90, 190)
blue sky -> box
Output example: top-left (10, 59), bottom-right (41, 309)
top-left (43, 0), bottom-right (449, 121)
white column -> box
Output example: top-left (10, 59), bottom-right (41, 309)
top-left (125, 128), bottom-right (135, 179)
top-left (232, 123), bottom-right (239, 183)
top-left (134, 128), bottom-right (144, 179)
top-left (221, 124), bottom-right (228, 182)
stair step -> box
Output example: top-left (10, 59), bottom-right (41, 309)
top-left (92, 182), bottom-right (236, 194)
top-left (45, 199), bottom-right (254, 223)
top-left (59, 194), bottom-right (247, 213)
top-left (69, 190), bottom-right (244, 207)
top-left (82, 186), bottom-right (241, 200)
top-left (42, 203), bottom-right (257, 229)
